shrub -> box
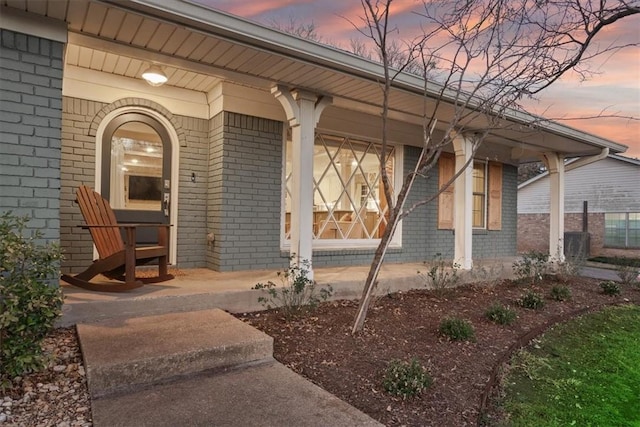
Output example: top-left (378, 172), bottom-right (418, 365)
top-left (549, 285), bottom-right (572, 302)
top-left (439, 317), bottom-right (475, 341)
top-left (599, 280), bottom-right (621, 296)
top-left (518, 290), bottom-right (545, 310)
top-left (382, 358), bottom-right (432, 399)
top-left (418, 253), bottom-right (460, 294)
top-left (252, 258), bottom-right (332, 319)
top-left (512, 251), bottom-right (550, 284)
top-left (0, 213), bottom-right (64, 380)
top-left (616, 265), bottom-right (639, 287)
top-left (485, 303), bottom-right (517, 325)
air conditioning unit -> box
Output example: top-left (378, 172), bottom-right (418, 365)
top-left (564, 232), bottom-right (590, 259)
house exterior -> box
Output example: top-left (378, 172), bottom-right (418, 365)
top-left (518, 154), bottom-right (640, 258)
top-left (0, 0), bottom-right (628, 279)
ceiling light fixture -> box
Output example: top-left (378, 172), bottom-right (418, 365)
top-left (141, 65), bottom-right (168, 87)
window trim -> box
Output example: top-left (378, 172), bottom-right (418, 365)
top-left (280, 130), bottom-right (403, 250)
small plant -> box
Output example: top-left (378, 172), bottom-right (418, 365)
top-left (439, 317), bottom-right (475, 341)
top-left (418, 253), bottom-right (460, 294)
top-left (485, 303), bottom-right (517, 325)
top-left (599, 280), bottom-right (621, 296)
top-left (549, 285), bottom-right (572, 302)
top-left (252, 258), bottom-right (332, 319)
top-left (616, 264), bottom-right (639, 287)
top-left (518, 290), bottom-right (545, 310)
top-left (512, 251), bottom-right (550, 284)
top-left (382, 358), bottom-right (432, 399)
top-left (0, 213), bottom-right (64, 381)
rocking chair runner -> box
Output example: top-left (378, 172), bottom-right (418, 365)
top-left (61, 185), bottom-right (174, 292)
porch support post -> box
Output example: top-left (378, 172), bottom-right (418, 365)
top-left (542, 152), bottom-right (565, 262)
top-left (452, 134), bottom-right (474, 270)
top-left (272, 85), bottom-right (331, 278)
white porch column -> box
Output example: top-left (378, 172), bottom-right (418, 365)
top-left (542, 152), bottom-right (565, 262)
top-left (452, 134), bottom-right (474, 270)
top-left (272, 86), bottom-right (331, 278)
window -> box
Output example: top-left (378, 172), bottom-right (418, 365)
top-left (472, 161), bottom-right (487, 228)
top-left (284, 132), bottom-right (395, 242)
top-left (109, 122), bottom-right (164, 210)
top-left (437, 157), bottom-right (502, 230)
top-left (605, 213), bottom-right (640, 248)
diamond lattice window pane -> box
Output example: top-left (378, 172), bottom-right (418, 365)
top-left (284, 132), bottom-right (394, 241)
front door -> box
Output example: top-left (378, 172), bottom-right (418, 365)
top-left (101, 113), bottom-right (172, 244)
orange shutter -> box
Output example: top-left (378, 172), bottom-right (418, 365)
top-left (438, 153), bottom-right (455, 229)
top-left (487, 162), bottom-right (502, 230)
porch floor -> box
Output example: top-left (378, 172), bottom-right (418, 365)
top-left (59, 258), bottom-right (517, 327)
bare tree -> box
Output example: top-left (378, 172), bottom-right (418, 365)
top-left (269, 16), bottom-right (322, 42)
top-left (518, 162), bottom-right (546, 184)
top-left (351, 0), bottom-right (638, 333)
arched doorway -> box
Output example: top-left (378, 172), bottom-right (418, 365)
top-left (100, 112), bottom-right (173, 246)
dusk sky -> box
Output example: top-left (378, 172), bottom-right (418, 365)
top-left (202, 0), bottom-right (640, 158)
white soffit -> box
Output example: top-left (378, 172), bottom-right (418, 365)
top-left (63, 66), bottom-right (209, 118)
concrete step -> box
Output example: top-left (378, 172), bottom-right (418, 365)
top-left (77, 309), bottom-right (273, 398)
top-left (91, 361), bottom-right (382, 427)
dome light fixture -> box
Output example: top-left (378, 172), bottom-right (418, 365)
top-left (141, 65), bottom-right (168, 87)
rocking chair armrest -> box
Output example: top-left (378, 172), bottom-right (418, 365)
top-left (80, 223), bottom-right (173, 229)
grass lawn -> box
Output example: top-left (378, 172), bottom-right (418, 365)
top-left (502, 305), bottom-right (640, 427)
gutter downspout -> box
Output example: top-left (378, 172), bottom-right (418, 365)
top-left (566, 147), bottom-right (609, 172)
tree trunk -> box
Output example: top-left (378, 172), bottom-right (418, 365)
top-left (351, 210), bottom-right (397, 333)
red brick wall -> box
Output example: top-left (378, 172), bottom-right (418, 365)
top-left (517, 213), bottom-right (640, 258)
top-left (517, 214), bottom-right (550, 253)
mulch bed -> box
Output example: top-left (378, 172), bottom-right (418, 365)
top-left (239, 276), bottom-right (640, 426)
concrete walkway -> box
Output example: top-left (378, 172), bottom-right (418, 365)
top-left (80, 309), bottom-right (380, 427)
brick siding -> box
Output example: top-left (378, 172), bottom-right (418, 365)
top-left (207, 112), bottom-right (288, 271)
top-left (517, 212), bottom-right (640, 258)
top-left (0, 29), bottom-right (63, 242)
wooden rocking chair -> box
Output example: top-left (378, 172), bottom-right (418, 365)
top-left (61, 185), bottom-right (174, 292)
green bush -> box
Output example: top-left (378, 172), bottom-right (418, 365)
top-left (512, 251), bottom-right (550, 284)
top-left (599, 280), bottom-right (621, 296)
top-left (252, 258), bottom-right (332, 319)
top-left (549, 285), bottom-right (572, 302)
top-left (439, 317), bottom-right (475, 341)
top-left (485, 303), bottom-right (517, 325)
top-left (518, 290), bottom-right (545, 310)
top-left (0, 213), bottom-right (64, 380)
top-left (382, 358), bottom-right (432, 399)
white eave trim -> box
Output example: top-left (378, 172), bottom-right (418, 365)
top-left (0, 5), bottom-right (67, 43)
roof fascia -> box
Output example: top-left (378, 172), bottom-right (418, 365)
top-left (0, 4), bottom-right (67, 43)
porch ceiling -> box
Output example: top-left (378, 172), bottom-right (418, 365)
top-left (2, 0), bottom-right (627, 162)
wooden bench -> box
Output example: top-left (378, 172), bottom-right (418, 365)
top-left (61, 185), bottom-right (173, 292)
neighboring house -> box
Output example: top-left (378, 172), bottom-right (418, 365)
top-left (0, 0), bottom-right (628, 280)
top-left (518, 154), bottom-right (640, 258)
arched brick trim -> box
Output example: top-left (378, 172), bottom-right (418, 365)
top-left (88, 98), bottom-right (186, 146)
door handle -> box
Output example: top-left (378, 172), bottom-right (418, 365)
top-left (163, 193), bottom-right (170, 217)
